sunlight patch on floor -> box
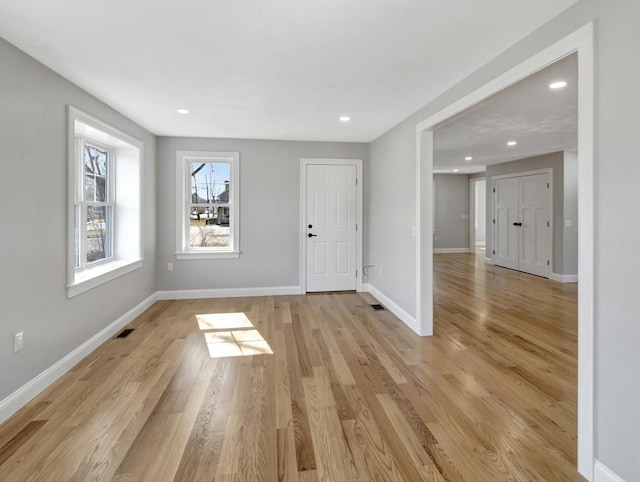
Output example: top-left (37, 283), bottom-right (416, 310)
top-left (196, 312), bottom-right (254, 330)
top-left (196, 313), bottom-right (273, 358)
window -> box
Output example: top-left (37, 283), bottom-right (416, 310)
top-left (176, 151), bottom-right (239, 259)
top-left (67, 106), bottom-right (143, 297)
top-left (76, 141), bottom-right (114, 267)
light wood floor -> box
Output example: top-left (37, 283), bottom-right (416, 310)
top-left (0, 253), bottom-right (580, 481)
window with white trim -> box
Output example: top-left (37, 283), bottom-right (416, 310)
top-left (176, 151), bottom-right (239, 259)
top-left (68, 106), bottom-right (143, 297)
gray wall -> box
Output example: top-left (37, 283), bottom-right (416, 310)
top-left (367, 118), bottom-right (418, 316)
top-left (485, 152), bottom-right (565, 273)
top-left (367, 1), bottom-right (640, 478)
top-left (0, 39), bottom-right (157, 400)
top-left (434, 174), bottom-right (470, 250)
top-left (156, 137), bottom-right (368, 291)
top-left (563, 151), bottom-right (579, 275)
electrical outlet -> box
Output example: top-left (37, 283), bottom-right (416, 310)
top-left (564, 219), bottom-right (573, 227)
top-left (14, 331), bottom-right (24, 353)
top-left (167, 262), bottom-right (173, 272)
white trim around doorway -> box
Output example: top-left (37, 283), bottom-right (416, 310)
top-left (415, 22), bottom-right (594, 480)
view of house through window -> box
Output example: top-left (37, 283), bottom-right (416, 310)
top-left (80, 143), bottom-right (113, 264)
top-left (189, 161), bottom-right (230, 248)
top-left (176, 151), bottom-right (239, 259)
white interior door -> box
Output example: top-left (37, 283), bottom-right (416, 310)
top-left (519, 173), bottom-right (551, 277)
top-left (306, 164), bottom-right (357, 292)
top-left (494, 177), bottom-right (519, 270)
top-left (493, 172), bottom-right (551, 277)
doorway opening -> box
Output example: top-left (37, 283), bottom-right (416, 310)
top-left (415, 23), bottom-right (594, 479)
top-left (469, 177), bottom-right (486, 257)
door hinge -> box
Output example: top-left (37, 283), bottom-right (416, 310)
top-left (547, 183), bottom-right (550, 188)
top-left (492, 188), bottom-right (496, 193)
top-left (355, 224), bottom-right (358, 231)
top-left (547, 260), bottom-right (550, 266)
top-left (493, 219), bottom-right (496, 224)
top-left (547, 221), bottom-right (550, 227)
top-left (355, 178), bottom-right (358, 186)
top-left (356, 270), bottom-right (358, 278)
top-left (492, 250), bottom-right (495, 255)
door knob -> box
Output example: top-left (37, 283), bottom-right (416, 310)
top-left (308, 233), bottom-right (317, 238)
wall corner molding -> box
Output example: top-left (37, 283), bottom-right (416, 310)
top-left (594, 460), bottom-right (626, 482)
top-left (364, 283), bottom-right (419, 335)
top-left (433, 248), bottom-right (472, 254)
top-left (0, 292), bottom-right (158, 423)
top-left (550, 273), bottom-right (579, 283)
top-left (156, 285), bottom-right (303, 300)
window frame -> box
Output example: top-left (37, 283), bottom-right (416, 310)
top-left (175, 151), bottom-right (240, 259)
top-left (67, 106), bottom-right (144, 298)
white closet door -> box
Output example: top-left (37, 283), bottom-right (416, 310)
top-left (519, 173), bottom-right (552, 277)
top-left (493, 172), bottom-right (552, 277)
top-left (494, 177), bottom-right (519, 270)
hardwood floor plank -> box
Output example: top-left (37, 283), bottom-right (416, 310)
top-left (172, 357), bottom-right (238, 481)
top-left (302, 376), bottom-right (358, 481)
top-left (277, 427), bottom-right (299, 482)
top-left (342, 385), bottom-right (407, 481)
top-left (0, 402), bottom-right (50, 450)
top-left (283, 325), bottom-right (317, 472)
top-left (0, 420), bottom-right (47, 466)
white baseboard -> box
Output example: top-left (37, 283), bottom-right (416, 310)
top-left (433, 248), bottom-right (472, 254)
top-left (0, 292), bottom-right (158, 424)
top-left (550, 273), bottom-right (578, 283)
top-left (594, 460), bottom-right (626, 482)
top-left (484, 257), bottom-right (494, 265)
top-left (363, 283), bottom-right (419, 335)
top-left (475, 242), bottom-right (486, 247)
top-left (157, 285), bottom-right (303, 300)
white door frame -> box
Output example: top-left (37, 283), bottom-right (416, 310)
top-left (492, 168), bottom-right (553, 276)
top-left (300, 158), bottom-right (363, 293)
top-left (415, 23), bottom-right (594, 479)
top-left (469, 176), bottom-right (486, 250)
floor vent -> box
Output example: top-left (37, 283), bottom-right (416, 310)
top-left (115, 328), bottom-right (134, 338)
top-left (370, 304), bottom-right (386, 311)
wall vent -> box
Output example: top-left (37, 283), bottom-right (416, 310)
top-left (370, 304), bottom-right (386, 311)
top-left (115, 328), bottom-right (134, 338)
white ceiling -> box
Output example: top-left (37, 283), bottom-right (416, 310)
top-left (0, 1), bottom-right (577, 142)
top-left (433, 53), bottom-right (578, 173)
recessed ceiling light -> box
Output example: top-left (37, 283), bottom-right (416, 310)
top-left (507, 141), bottom-right (517, 146)
top-left (465, 156), bottom-right (473, 161)
top-left (453, 169), bottom-right (459, 172)
top-left (549, 81), bottom-right (568, 89)
top-left (339, 116), bottom-right (351, 122)
top-left (177, 109), bottom-right (190, 114)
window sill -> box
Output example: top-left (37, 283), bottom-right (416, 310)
top-left (175, 251), bottom-right (240, 260)
top-left (68, 259), bottom-right (143, 298)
